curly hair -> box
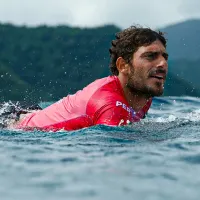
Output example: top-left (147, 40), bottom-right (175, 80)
top-left (109, 26), bottom-right (167, 75)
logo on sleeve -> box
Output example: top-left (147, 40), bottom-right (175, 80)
top-left (116, 101), bottom-right (136, 117)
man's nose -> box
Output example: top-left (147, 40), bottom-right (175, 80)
top-left (157, 56), bottom-right (168, 69)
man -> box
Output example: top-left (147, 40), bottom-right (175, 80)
top-left (9, 25), bottom-right (168, 131)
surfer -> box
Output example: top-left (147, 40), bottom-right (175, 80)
top-left (3, 25), bottom-right (168, 131)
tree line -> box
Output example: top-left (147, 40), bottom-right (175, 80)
top-left (0, 23), bottom-right (199, 103)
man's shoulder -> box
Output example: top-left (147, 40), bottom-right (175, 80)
top-left (89, 76), bottom-right (124, 102)
top-left (78, 75), bottom-right (121, 102)
top-left (85, 75), bottom-right (118, 90)
top-left (86, 76), bottom-right (126, 114)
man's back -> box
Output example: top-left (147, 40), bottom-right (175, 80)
top-left (16, 76), bottom-right (152, 131)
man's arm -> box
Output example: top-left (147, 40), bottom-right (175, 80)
top-left (93, 99), bottom-right (152, 126)
top-left (94, 102), bottom-right (134, 126)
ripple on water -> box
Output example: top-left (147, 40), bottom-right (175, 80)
top-left (0, 97), bottom-right (200, 199)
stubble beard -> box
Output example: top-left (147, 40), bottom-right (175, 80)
top-left (126, 68), bottom-right (164, 98)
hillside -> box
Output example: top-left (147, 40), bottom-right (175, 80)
top-left (0, 22), bottom-right (199, 102)
top-left (160, 19), bottom-right (200, 90)
top-left (160, 19), bottom-right (200, 60)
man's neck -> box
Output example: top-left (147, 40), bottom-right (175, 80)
top-left (123, 86), bottom-right (150, 112)
top-left (117, 75), bottom-right (150, 112)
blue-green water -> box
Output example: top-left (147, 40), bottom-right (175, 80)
top-left (1, 97), bottom-right (200, 200)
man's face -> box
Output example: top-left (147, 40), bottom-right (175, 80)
top-left (127, 40), bottom-right (168, 97)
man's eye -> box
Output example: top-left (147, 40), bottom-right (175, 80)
top-left (146, 53), bottom-right (157, 60)
top-left (163, 53), bottom-right (169, 61)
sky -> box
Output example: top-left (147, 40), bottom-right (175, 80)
top-left (0, 0), bottom-right (200, 29)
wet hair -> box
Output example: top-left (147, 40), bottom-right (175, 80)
top-left (109, 25), bottom-right (167, 75)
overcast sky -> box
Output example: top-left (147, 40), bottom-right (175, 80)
top-left (0, 0), bottom-right (200, 29)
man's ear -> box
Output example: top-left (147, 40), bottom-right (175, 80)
top-left (116, 57), bottom-right (129, 75)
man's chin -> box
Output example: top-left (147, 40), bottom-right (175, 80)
top-left (150, 88), bottom-right (164, 97)
top-left (145, 86), bottom-right (164, 97)
top-left (126, 83), bottom-right (164, 97)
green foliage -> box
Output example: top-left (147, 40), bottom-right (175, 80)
top-left (164, 72), bottom-right (200, 96)
top-left (0, 23), bottom-right (121, 102)
top-left (0, 63), bottom-right (29, 101)
top-left (168, 59), bottom-right (200, 90)
top-left (0, 22), bottom-right (199, 102)
top-left (160, 19), bottom-right (200, 60)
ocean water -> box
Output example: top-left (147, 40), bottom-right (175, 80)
top-left (0, 96), bottom-right (200, 200)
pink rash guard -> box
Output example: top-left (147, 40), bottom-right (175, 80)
top-left (16, 76), bottom-right (152, 131)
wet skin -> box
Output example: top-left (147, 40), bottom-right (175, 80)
top-left (127, 40), bottom-right (168, 97)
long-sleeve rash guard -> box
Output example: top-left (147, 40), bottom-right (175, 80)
top-left (16, 76), bottom-right (152, 131)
